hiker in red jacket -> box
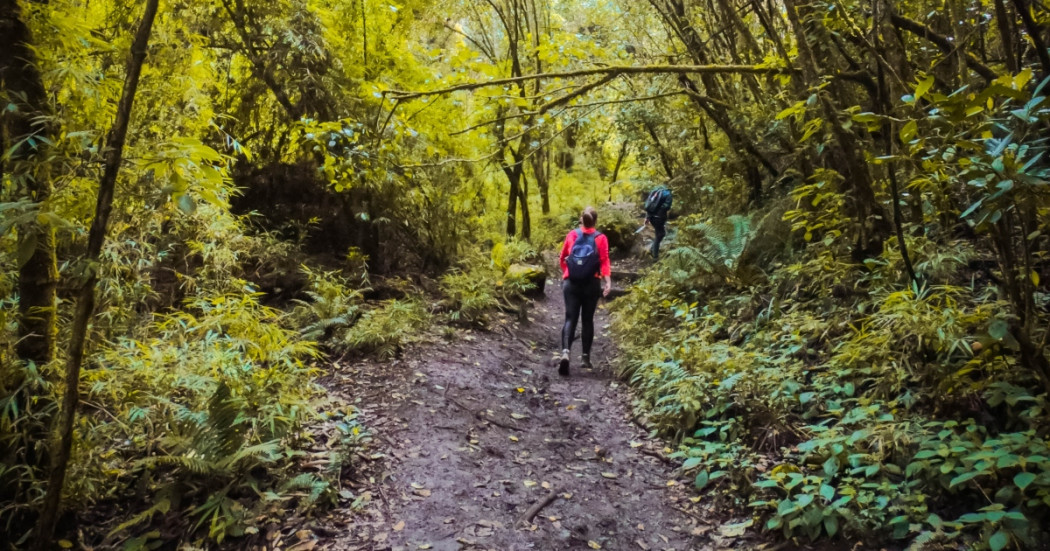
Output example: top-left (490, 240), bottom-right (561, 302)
top-left (557, 206), bottom-right (611, 376)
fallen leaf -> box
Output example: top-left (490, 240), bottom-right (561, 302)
top-left (524, 480), bottom-right (538, 488)
top-left (637, 523), bottom-right (645, 531)
top-left (635, 540), bottom-right (650, 551)
top-left (516, 388), bottom-right (525, 393)
top-left (666, 480), bottom-right (676, 486)
top-left (566, 405), bottom-right (577, 410)
top-left (414, 489), bottom-right (431, 497)
top-left (511, 413), bottom-right (528, 419)
top-left (418, 545), bottom-right (433, 550)
top-left (296, 530), bottom-right (313, 541)
top-left (719, 519), bottom-right (754, 538)
top-left (541, 481), bottom-right (551, 489)
top-left (373, 533), bottom-right (388, 543)
top-left (563, 492), bottom-right (573, 499)
top-left (509, 435), bottom-right (519, 442)
top-left (393, 521), bottom-right (405, 532)
top-left (601, 472), bottom-right (618, 479)
top-left (629, 441), bottom-right (643, 448)
top-left (411, 482), bottom-right (425, 490)
top-left (588, 541), bottom-right (602, 549)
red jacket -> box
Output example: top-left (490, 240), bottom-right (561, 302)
top-left (559, 227), bottom-right (611, 280)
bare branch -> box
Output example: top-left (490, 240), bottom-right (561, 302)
top-left (384, 64), bottom-right (794, 100)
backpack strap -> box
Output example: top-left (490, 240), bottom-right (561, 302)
top-left (576, 228), bottom-right (583, 240)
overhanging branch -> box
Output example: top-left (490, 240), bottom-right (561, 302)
top-left (889, 13), bottom-right (999, 81)
top-left (385, 64), bottom-right (794, 100)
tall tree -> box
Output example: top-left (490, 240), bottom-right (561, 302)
top-left (33, 0), bottom-right (160, 545)
top-left (1, 0), bottom-right (59, 369)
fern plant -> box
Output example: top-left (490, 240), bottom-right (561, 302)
top-left (343, 297), bottom-right (430, 358)
top-left (290, 265), bottom-right (368, 342)
top-left (664, 214), bottom-right (762, 289)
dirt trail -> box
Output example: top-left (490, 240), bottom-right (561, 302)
top-left (317, 274), bottom-right (724, 551)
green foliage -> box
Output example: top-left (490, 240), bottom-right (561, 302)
top-left (291, 265), bottom-right (369, 342)
top-left (343, 296), bottom-right (430, 359)
top-left (441, 242), bottom-right (540, 325)
top-left (615, 212), bottom-right (1050, 547)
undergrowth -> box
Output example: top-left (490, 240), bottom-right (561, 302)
top-left (612, 204), bottom-right (1050, 549)
top-left (440, 238), bottom-right (541, 325)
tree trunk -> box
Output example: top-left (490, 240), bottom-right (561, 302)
top-left (33, 0), bottom-right (160, 546)
top-left (503, 160), bottom-right (521, 237)
top-left (519, 167), bottom-right (531, 240)
top-left (531, 142), bottom-right (550, 215)
top-left (609, 139), bottom-right (629, 201)
top-left (649, 0), bottom-right (778, 194)
top-left (783, 0), bottom-right (890, 260)
top-left (643, 120), bottom-right (676, 180)
top-left (1, 0), bottom-right (58, 369)
top-left (1012, 0), bottom-right (1050, 77)
top-left (0, 0), bottom-right (60, 509)
top-left (995, 0), bottom-right (1020, 74)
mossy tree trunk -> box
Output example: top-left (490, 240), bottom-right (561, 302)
top-left (1, 0), bottom-right (59, 370)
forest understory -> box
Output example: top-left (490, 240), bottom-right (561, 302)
top-left (5, 0), bottom-right (1050, 549)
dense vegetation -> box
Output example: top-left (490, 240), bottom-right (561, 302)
top-left (3, 0), bottom-right (1050, 549)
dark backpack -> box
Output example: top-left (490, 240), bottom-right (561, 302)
top-left (567, 229), bottom-right (602, 281)
top-left (645, 187), bottom-right (671, 215)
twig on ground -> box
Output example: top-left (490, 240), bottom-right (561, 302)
top-left (639, 447), bottom-right (673, 465)
top-left (517, 489), bottom-right (561, 527)
top-left (672, 505), bottom-right (709, 525)
top-left (446, 393), bottom-right (522, 431)
top-left (497, 323), bottom-right (534, 350)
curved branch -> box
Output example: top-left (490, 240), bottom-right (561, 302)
top-left (385, 64), bottom-right (795, 100)
top-left (889, 13), bottom-right (998, 81)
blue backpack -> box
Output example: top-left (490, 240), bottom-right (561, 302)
top-left (567, 229), bottom-right (602, 281)
top-left (645, 187), bottom-right (671, 215)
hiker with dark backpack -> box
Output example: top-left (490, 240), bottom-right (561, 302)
top-left (557, 206), bottom-right (611, 376)
top-left (643, 185), bottom-right (673, 260)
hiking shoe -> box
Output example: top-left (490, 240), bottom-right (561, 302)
top-left (558, 349), bottom-right (570, 376)
top-left (582, 354), bottom-right (593, 369)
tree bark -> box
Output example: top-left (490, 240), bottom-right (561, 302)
top-left (783, 0), bottom-right (889, 259)
top-left (531, 141), bottom-right (550, 215)
top-left (889, 12), bottom-right (999, 81)
top-left (995, 0), bottom-right (1020, 75)
top-left (0, 0), bottom-right (60, 524)
top-left (1011, 0), bottom-right (1050, 77)
top-left (643, 120), bottom-right (676, 180)
top-left (1, 0), bottom-right (58, 369)
top-left (649, 0), bottom-right (776, 203)
top-left (610, 139), bottom-right (629, 198)
top-left (33, 0), bottom-right (161, 546)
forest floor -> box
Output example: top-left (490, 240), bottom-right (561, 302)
top-left (296, 268), bottom-right (779, 551)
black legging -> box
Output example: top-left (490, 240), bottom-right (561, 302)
top-left (562, 278), bottom-right (601, 354)
top-left (650, 216), bottom-right (667, 259)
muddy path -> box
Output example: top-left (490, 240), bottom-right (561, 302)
top-left (314, 273), bottom-right (736, 551)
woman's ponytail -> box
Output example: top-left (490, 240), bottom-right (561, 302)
top-left (580, 206), bottom-right (597, 228)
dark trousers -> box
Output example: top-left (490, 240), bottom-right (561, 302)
top-left (650, 216), bottom-right (667, 259)
top-left (562, 278), bottom-right (601, 355)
